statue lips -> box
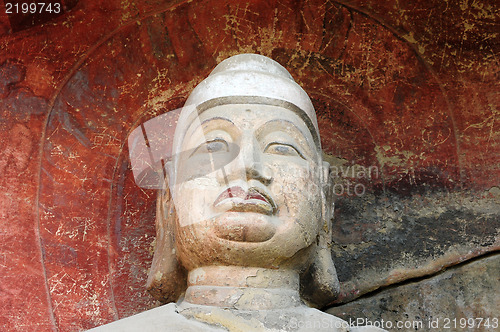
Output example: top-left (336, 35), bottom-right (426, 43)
top-left (213, 186), bottom-right (276, 215)
top-left (212, 185), bottom-right (277, 242)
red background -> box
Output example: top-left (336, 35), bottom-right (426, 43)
top-left (0, 0), bottom-right (498, 330)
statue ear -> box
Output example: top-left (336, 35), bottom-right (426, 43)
top-left (300, 161), bottom-right (340, 308)
top-left (146, 187), bottom-right (187, 303)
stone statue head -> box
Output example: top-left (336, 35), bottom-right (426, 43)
top-left (146, 54), bottom-right (339, 308)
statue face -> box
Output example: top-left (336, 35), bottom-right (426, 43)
top-left (171, 103), bottom-right (326, 270)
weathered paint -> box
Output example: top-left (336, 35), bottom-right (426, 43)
top-left (0, 0), bottom-right (498, 330)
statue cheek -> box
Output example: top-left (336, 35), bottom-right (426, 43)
top-left (270, 164), bottom-right (322, 209)
top-left (173, 178), bottom-right (219, 227)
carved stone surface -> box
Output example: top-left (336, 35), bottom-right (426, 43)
top-left (330, 189), bottom-right (500, 303)
top-left (327, 254), bottom-right (500, 332)
top-left (0, 0), bottom-right (498, 330)
top-left (145, 54), bottom-right (339, 307)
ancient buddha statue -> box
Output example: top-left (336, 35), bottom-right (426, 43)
top-left (91, 54), bottom-right (384, 331)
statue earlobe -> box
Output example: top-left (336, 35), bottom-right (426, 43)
top-left (146, 188), bottom-right (187, 303)
top-left (300, 161), bottom-right (340, 308)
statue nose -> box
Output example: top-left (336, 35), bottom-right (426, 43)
top-left (219, 134), bottom-right (273, 186)
top-left (245, 162), bottom-right (272, 186)
top-left (240, 136), bottom-right (273, 185)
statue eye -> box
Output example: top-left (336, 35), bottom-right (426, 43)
top-left (264, 142), bottom-right (305, 159)
top-left (193, 138), bottom-right (229, 155)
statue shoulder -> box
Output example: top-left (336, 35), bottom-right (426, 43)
top-left (88, 303), bottom-right (386, 332)
top-left (86, 303), bottom-right (222, 332)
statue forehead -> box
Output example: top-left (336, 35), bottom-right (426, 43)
top-left (185, 104), bottom-right (313, 135)
top-left (177, 96), bottom-right (321, 150)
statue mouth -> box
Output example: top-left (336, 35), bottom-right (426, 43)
top-left (213, 186), bottom-right (276, 215)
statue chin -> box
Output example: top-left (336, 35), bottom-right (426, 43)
top-left (212, 212), bottom-right (277, 242)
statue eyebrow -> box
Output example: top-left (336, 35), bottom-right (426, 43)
top-left (257, 119), bottom-right (317, 157)
top-left (200, 116), bottom-right (234, 127)
top-left (257, 119), bottom-right (310, 140)
top-left (196, 97), bottom-right (321, 150)
top-left (185, 116), bottom-right (234, 136)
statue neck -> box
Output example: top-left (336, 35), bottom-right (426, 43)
top-left (182, 266), bottom-right (303, 310)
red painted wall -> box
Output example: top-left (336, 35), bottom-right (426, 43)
top-left (0, 0), bottom-right (498, 330)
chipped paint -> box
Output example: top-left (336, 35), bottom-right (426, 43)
top-left (0, 0), bottom-right (498, 330)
